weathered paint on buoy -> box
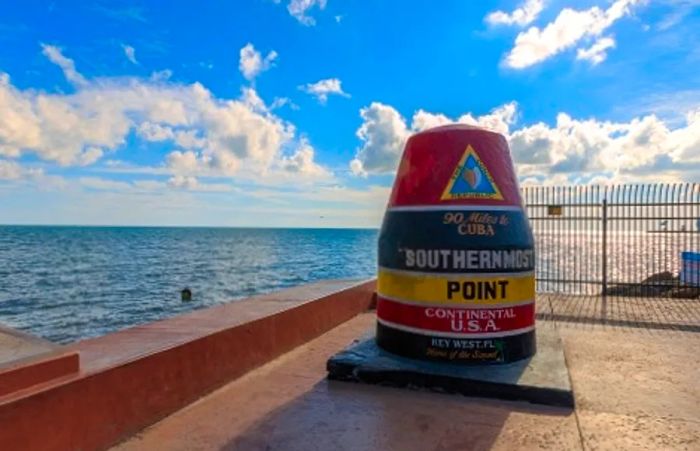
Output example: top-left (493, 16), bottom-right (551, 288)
top-left (376, 124), bottom-right (536, 364)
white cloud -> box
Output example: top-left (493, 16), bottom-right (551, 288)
top-left (576, 36), bottom-right (616, 65)
top-left (74, 175), bottom-right (231, 193)
top-left (137, 122), bottom-right (174, 141)
top-left (80, 176), bottom-right (132, 191)
top-left (174, 129), bottom-right (205, 149)
top-left (270, 96), bottom-right (298, 110)
top-left (165, 150), bottom-right (219, 175)
top-left (167, 175), bottom-right (199, 189)
top-left (238, 86), bottom-right (267, 112)
top-left (656, 0), bottom-right (696, 31)
top-left (248, 184), bottom-right (391, 225)
top-left (138, 123), bottom-right (203, 149)
top-left (486, 0), bottom-right (545, 27)
top-left (299, 78), bottom-right (350, 104)
top-left (165, 150), bottom-right (199, 173)
top-left (350, 102), bottom-right (517, 176)
top-left (40, 44), bottom-right (88, 87)
top-left (132, 179), bottom-right (165, 190)
top-left (0, 159), bottom-right (45, 181)
top-left (79, 147), bottom-right (104, 166)
top-left (411, 102), bottom-right (518, 136)
top-left (150, 69), bottom-right (173, 81)
top-left (284, 0), bottom-right (328, 26)
top-left (239, 43), bottom-right (278, 81)
top-left (122, 44), bottom-right (138, 64)
top-left (349, 100), bottom-right (700, 184)
top-left (0, 45), bottom-right (330, 183)
top-left (501, 107), bottom-right (700, 183)
top-left (350, 102), bottom-right (410, 176)
top-left (22, 180), bottom-right (384, 227)
top-left (505, 0), bottom-right (641, 69)
top-left (0, 159), bottom-right (23, 179)
top-left (278, 139), bottom-right (331, 179)
top-left (0, 69), bottom-right (124, 165)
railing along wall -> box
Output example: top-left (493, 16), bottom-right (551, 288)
top-left (522, 184), bottom-right (700, 297)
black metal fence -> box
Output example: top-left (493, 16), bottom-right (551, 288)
top-left (522, 184), bottom-right (700, 297)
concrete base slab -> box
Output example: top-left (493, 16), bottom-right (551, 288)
top-left (327, 325), bottom-right (573, 408)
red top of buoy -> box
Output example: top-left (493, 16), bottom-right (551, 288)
top-left (387, 125), bottom-right (522, 208)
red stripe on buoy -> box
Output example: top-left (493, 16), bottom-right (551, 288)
top-left (377, 297), bottom-right (535, 335)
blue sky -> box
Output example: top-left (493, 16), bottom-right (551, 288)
top-left (0, 0), bottom-right (699, 227)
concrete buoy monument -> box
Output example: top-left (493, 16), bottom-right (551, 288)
top-left (328, 125), bottom-right (572, 407)
top-left (376, 124), bottom-right (536, 364)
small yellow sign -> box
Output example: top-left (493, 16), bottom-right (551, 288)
top-left (547, 205), bottom-right (563, 216)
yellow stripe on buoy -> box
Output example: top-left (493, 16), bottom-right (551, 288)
top-left (377, 268), bottom-right (535, 305)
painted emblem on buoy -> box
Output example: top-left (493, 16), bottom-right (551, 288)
top-left (464, 165), bottom-right (481, 189)
top-left (441, 145), bottom-right (503, 200)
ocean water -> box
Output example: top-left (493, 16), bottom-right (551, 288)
top-left (0, 226), bottom-right (377, 344)
top-left (535, 230), bottom-right (699, 294)
top-left (1, 225), bottom-right (697, 344)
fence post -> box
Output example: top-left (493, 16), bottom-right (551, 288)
top-left (602, 197), bottom-right (608, 299)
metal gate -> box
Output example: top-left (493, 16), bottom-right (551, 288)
top-left (522, 184), bottom-right (700, 296)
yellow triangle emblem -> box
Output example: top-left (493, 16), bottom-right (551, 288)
top-left (441, 145), bottom-right (503, 201)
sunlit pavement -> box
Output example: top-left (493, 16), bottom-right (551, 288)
top-left (114, 297), bottom-right (700, 451)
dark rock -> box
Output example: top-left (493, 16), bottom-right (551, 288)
top-left (641, 271), bottom-right (676, 285)
top-left (603, 271), bottom-right (687, 297)
top-left (603, 284), bottom-right (670, 297)
top-left (667, 287), bottom-right (700, 299)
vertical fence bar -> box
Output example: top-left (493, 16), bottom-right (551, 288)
top-left (575, 185), bottom-right (580, 295)
top-left (579, 186), bottom-right (583, 294)
top-left (651, 183), bottom-right (659, 284)
top-left (553, 186), bottom-right (559, 293)
top-left (684, 184), bottom-right (690, 277)
top-left (595, 185), bottom-right (600, 295)
top-left (593, 185), bottom-right (597, 295)
top-left (563, 186), bottom-right (567, 294)
top-left (550, 185), bottom-right (556, 293)
top-left (665, 183), bottom-right (670, 283)
top-left (539, 186), bottom-right (544, 292)
top-left (602, 191), bottom-right (608, 298)
top-left (668, 184), bottom-right (674, 282)
top-left (671, 184), bottom-right (677, 282)
top-left (691, 184), bottom-right (694, 276)
top-left (640, 183), bottom-right (645, 283)
top-left (631, 185), bottom-right (637, 291)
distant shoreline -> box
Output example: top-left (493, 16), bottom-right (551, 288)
top-left (0, 224), bottom-right (380, 231)
top-left (647, 230), bottom-right (700, 234)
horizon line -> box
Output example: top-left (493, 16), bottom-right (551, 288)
top-left (0, 223), bottom-right (380, 230)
